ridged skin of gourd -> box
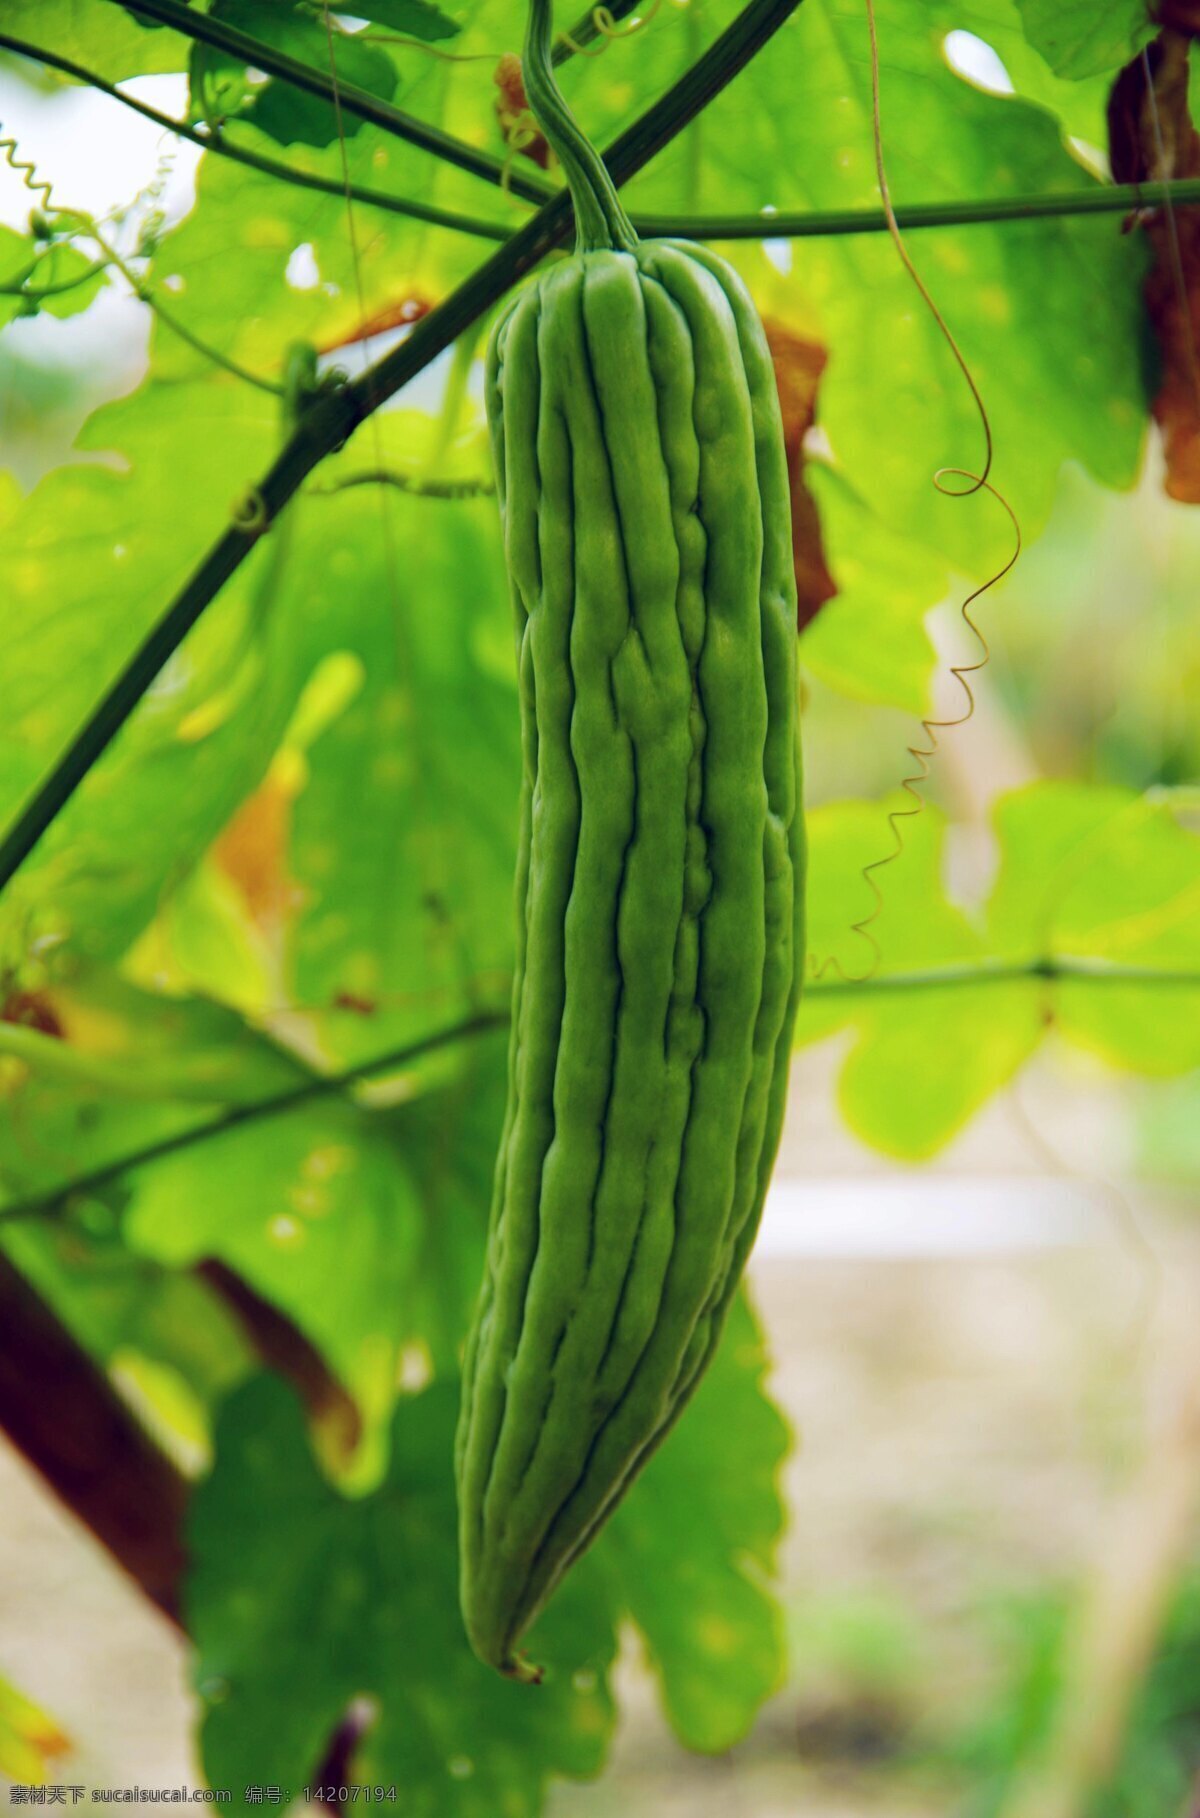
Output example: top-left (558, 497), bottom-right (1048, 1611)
top-left (454, 228), bottom-right (805, 1675)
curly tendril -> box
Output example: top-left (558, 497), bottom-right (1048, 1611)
top-left (557, 0), bottom-right (669, 58)
top-left (230, 488), bottom-right (270, 535)
top-left (0, 131), bottom-right (58, 222)
top-left (808, 0), bottom-right (1023, 985)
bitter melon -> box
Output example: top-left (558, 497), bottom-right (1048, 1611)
top-left (455, 0), bottom-right (805, 1676)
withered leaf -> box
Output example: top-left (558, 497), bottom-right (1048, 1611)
top-left (1108, 26), bottom-right (1200, 500)
top-left (763, 318), bottom-right (838, 630)
top-left (318, 294), bottom-right (431, 354)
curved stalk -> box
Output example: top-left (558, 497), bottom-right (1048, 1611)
top-left (522, 0), bottom-right (637, 251)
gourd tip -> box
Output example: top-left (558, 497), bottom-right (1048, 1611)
top-left (501, 1651), bottom-right (545, 1686)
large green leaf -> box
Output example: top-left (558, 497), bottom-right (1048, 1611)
top-left (188, 1376), bottom-right (619, 1818)
top-left (800, 466), bottom-right (944, 714)
top-left (0, 972), bottom-right (312, 1213)
top-left (124, 1030), bottom-right (510, 1469)
top-left (189, 2), bottom-right (399, 150)
top-left (722, 3), bottom-right (1146, 579)
top-left (0, 372), bottom-right (292, 961)
top-left (354, 0), bottom-right (462, 37)
top-left (801, 797), bottom-right (1044, 1157)
top-left (0, 960), bottom-right (507, 1461)
top-left (604, 1294), bottom-right (791, 1752)
top-left (800, 782), bottom-right (1200, 1158)
top-left (3, 0), bottom-right (192, 77)
top-left (285, 471), bottom-right (519, 1065)
top-left (988, 782), bottom-right (1200, 1072)
top-left (188, 1304), bottom-right (789, 1810)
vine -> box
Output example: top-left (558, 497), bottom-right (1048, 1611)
top-left (310, 468), bottom-right (497, 500)
top-left (112, 0), bottom-right (556, 205)
top-left (811, 0), bottom-right (1022, 982)
top-left (7, 29), bottom-right (1200, 247)
top-left (0, 957), bottom-right (1194, 1233)
top-left (0, 0), bottom-right (810, 897)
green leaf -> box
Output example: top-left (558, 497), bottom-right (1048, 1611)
top-left (605, 1294), bottom-right (790, 1752)
top-left (26, 252), bottom-right (107, 321)
top-left (0, 1219), bottom-right (252, 1448)
top-left (137, 117), bottom-right (490, 381)
top-left (189, 1), bottom-right (400, 149)
top-left (351, 0), bottom-right (462, 42)
top-left (286, 475), bottom-right (520, 1066)
top-left (121, 1035), bottom-right (511, 1469)
top-left (383, 1050), bottom-right (510, 1377)
top-left (0, 972), bottom-right (312, 1215)
top-left (800, 783), bottom-right (1200, 1159)
top-left (988, 782), bottom-right (1200, 1072)
top-left (0, 948), bottom-right (509, 1457)
top-left (188, 1304), bottom-right (789, 1809)
top-left (1011, 0), bottom-right (1151, 79)
top-left (0, 229), bottom-right (107, 326)
top-left (0, 372), bottom-right (292, 960)
top-left (801, 798), bottom-right (1043, 1157)
top-left (619, 0), bottom-right (1147, 578)
top-left (800, 466), bottom-right (943, 713)
top-left (124, 1098), bottom-right (426, 1471)
top-left (187, 1375), bottom-right (619, 1816)
top-left (2, 0), bottom-right (191, 78)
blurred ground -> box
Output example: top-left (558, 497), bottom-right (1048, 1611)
top-left (1, 1045), bottom-right (1196, 1809)
top-left (547, 1050), bottom-right (1200, 1817)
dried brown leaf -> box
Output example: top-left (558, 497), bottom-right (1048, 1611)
top-left (1108, 28), bottom-right (1200, 499)
top-left (763, 318), bottom-right (837, 630)
top-left (494, 52), bottom-right (551, 170)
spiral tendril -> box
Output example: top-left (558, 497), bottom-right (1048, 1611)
top-left (808, 0), bottom-right (1023, 985)
top-left (0, 130), bottom-right (58, 224)
top-left (557, 0), bottom-right (667, 57)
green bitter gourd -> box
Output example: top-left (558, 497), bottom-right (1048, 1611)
top-left (455, 0), bottom-right (805, 1677)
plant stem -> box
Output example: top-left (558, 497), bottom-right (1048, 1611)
top-left (805, 957), bottom-right (1200, 995)
top-left (89, 222), bottom-right (282, 394)
top-left (523, 0), bottom-right (638, 252)
top-left (1, 958), bottom-right (1195, 1230)
top-left (0, 258), bottom-right (107, 301)
top-left (0, 0), bottom-right (809, 895)
top-left (635, 179), bottom-right (1200, 237)
top-left (0, 1010), bottom-right (508, 1228)
top-left (311, 468), bottom-right (495, 498)
top-left (110, 0), bottom-right (555, 204)
top-left (0, 31), bottom-right (517, 241)
top-left (9, 30), bottom-right (1200, 240)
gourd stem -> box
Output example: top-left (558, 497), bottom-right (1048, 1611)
top-left (524, 0), bottom-right (638, 253)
